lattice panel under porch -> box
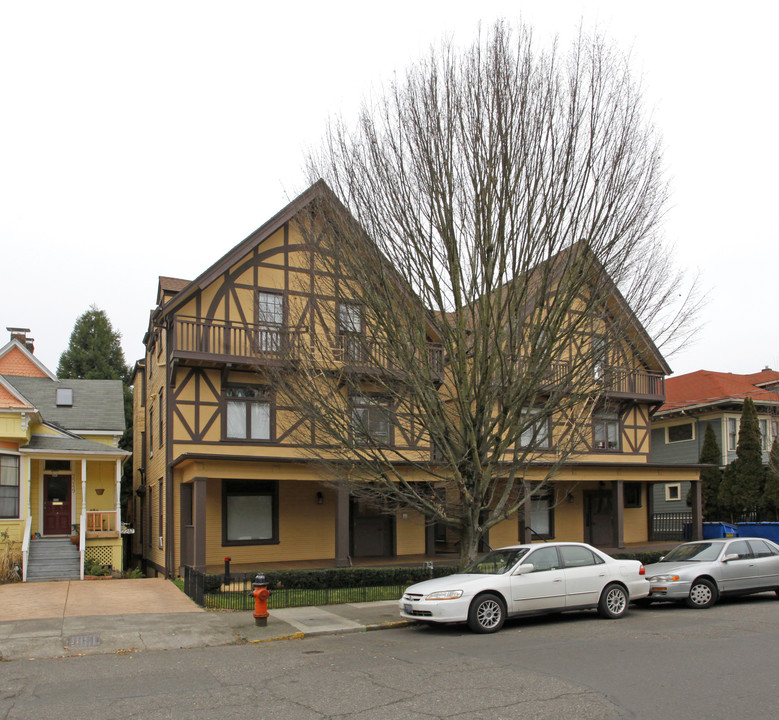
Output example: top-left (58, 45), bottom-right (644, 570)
top-left (85, 546), bottom-right (113, 567)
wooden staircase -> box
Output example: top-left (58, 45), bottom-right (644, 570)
top-left (26, 538), bottom-right (80, 582)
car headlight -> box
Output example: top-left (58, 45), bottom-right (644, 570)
top-left (424, 590), bottom-right (464, 600)
top-left (648, 574), bottom-right (680, 582)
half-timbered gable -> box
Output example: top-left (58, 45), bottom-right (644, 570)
top-left (131, 183), bottom-right (701, 578)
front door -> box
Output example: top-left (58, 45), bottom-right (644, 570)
top-left (43, 475), bottom-right (72, 535)
top-left (584, 490), bottom-right (614, 547)
top-left (351, 498), bottom-right (394, 557)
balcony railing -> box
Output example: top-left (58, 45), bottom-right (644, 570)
top-left (172, 317), bottom-right (302, 364)
top-left (335, 334), bottom-right (444, 381)
top-left (598, 367), bottom-right (665, 401)
top-left (86, 510), bottom-right (119, 537)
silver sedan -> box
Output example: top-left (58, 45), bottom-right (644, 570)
top-left (644, 537), bottom-right (779, 609)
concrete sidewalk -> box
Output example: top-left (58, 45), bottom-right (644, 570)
top-left (0, 579), bottom-right (410, 661)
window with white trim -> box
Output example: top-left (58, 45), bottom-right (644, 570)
top-left (667, 422), bottom-right (694, 443)
top-left (0, 455), bottom-right (20, 518)
top-left (257, 291), bottom-right (283, 352)
top-left (727, 417), bottom-right (738, 451)
top-left (593, 411), bottom-right (620, 451)
top-left (665, 483), bottom-right (681, 502)
top-left (520, 408), bottom-right (550, 448)
top-left (339, 302), bottom-right (363, 362)
top-left (351, 395), bottom-right (391, 445)
top-left (224, 386), bottom-right (271, 441)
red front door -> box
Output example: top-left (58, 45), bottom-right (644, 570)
top-left (43, 475), bottom-right (72, 535)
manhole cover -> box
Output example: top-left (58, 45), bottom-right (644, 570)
top-left (66, 634), bottom-right (101, 648)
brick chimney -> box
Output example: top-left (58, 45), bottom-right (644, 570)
top-left (7, 327), bottom-right (35, 353)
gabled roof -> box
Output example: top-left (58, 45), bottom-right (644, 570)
top-left (1, 375), bottom-right (126, 433)
top-left (0, 375), bottom-right (36, 410)
top-left (156, 181), bottom-right (332, 319)
top-left (157, 276), bottom-right (191, 305)
top-left (657, 369), bottom-right (779, 415)
top-left (0, 339), bottom-right (56, 379)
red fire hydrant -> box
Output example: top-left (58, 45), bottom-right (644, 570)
top-left (251, 572), bottom-right (271, 627)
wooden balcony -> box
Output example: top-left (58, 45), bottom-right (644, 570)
top-left (85, 511), bottom-right (120, 539)
top-left (170, 317), bottom-right (303, 368)
top-left (335, 334), bottom-right (444, 383)
top-left (598, 367), bottom-right (665, 403)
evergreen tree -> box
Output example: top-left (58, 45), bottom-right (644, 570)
top-left (761, 436), bottom-right (779, 520)
top-left (58, 305), bottom-right (129, 382)
top-left (718, 398), bottom-right (764, 522)
top-left (688, 422), bottom-right (722, 520)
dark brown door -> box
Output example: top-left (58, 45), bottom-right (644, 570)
top-left (351, 498), bottom-right (394, 557)
top-left (584, 490), bottom-right (613, 547)
top-left (43, 475), bottom-right (72, 535)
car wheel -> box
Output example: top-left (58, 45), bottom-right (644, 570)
top-left (685, 578), bottom-right (717, 609)
top-left (467, 593), bottom-right (505, 633)
top-left (597, 583), bottom-right (629, 619)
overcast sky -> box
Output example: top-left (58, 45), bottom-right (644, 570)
top-left (2, 1), bottom-right (776, 378)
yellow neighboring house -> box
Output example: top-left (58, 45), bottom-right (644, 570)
top-left (131, 182), bottom-right (701, 578)
top-left (0, 328), bottom-right (129, 581)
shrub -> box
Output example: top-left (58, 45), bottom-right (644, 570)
top-left (0, 530), bottom-right (21, 583)
top-left (611, 551), bottom-right (665, 565)
top-left (84, 557), bottom-right (111, 576)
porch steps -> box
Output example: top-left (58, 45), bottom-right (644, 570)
top-left (26, 538), bottom-right (81, 582)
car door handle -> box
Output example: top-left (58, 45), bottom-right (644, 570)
top-left (553, 578), bottom-right (563, 583)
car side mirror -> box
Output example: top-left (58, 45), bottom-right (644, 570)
top-left (659, 556), bottom-right (665, 562)
top-left (722, 553), bottom-right (739, 562)
top-left (514, 564), bottom-right (534, 575)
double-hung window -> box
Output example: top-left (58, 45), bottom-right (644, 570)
top-left (727, 417), bottom-right (738, 451)
top-left (339, 302), bottom-right (363, 362)
top-left (529, 488), bottom-right (554, 539)
top-left (0, 455), bottom-right (20, 518)
top-left (351, 395), bottom-right (391, 445)
top-left (593, 411), bottom-right (620, 451)
top-left (224, 386), bottom-right (271, 441)
top-left (520, 408), bottom-right (550, 448)
top-left (257, 292), bottom-right (283, 353)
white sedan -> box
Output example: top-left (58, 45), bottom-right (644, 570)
top-left (399, 542), bottom-right (649, 633)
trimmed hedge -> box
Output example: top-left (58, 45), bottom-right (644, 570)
top-left (254, 565), bottom-right (458, 591)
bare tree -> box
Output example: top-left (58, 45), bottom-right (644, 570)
top-left (273, 22), bottom-right (701, 568)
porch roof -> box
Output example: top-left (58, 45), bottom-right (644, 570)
top-left (19, 434), bottom-right (129, 457)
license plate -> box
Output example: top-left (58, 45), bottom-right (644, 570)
top-left (403, 603), bottom-right (412, 614)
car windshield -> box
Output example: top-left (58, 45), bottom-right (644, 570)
top-left (463, 548), bottom-right (529, 575)
top-left (661, 542), bottom-right (722, 563)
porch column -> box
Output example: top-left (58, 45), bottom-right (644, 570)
top-left (192, 477), bottom-right (207, 571)
top-left (690, 477), bottom-right (703, 541)
top-left (518, 483), bottom-right (532, 543)
top-left (611, 480), bottom-right (625, 549)
top-left (80, 459), bottom-right (87, 523)
top-left (25, 455), bottom-right (31, 518)
top-left (334, 482), bottom-right (350, 567)
top-left (115, 459), bottom-right (122, 533)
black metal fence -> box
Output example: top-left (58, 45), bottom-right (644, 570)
top-left (182, 566), bottom-right (410, 611)
top-left (650, 512), bottom-right (692, 541)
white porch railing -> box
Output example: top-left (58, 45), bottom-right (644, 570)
top-left (21, 516), bottom-right (32, 582)
top-left (79, 511), bottom-right (86, 580)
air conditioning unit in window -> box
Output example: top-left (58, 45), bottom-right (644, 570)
top-left (158, 536), bottom-right (163, 550)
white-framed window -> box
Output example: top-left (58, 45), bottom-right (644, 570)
top-left (520, 408), bottom-right (550, 448)
top-left (667, 422), bottom-right (694, 444)
top-left (665, 483), bottom-right (681, 502)
top-left (351, 395), bottom-right (391, 445)
top-left (257, 291), bottom-right (283, 352)
top-left (759, 418), bottom-right (769, 451)
top-left (224, 386), bottom-right (271, 441)
top-left (339, 302), bottom-right (363, 362)
top-left (0, 454), bottom-right (20, 518)
top-left (727, 417), bottom-right (738, 451)
top-left (593, 412), bottom-right (620, 451)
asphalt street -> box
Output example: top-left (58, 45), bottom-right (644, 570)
top-left (2, 592), bottom-right (778, 719)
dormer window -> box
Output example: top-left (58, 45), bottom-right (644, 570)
top-left (56, 388), bottom-right (73, 407)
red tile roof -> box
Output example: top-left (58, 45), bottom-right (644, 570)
top-left (659, 369), bottom-right (779, 413)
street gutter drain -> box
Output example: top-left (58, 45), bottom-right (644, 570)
top-left (66, 634), bottom-right (101, 648)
